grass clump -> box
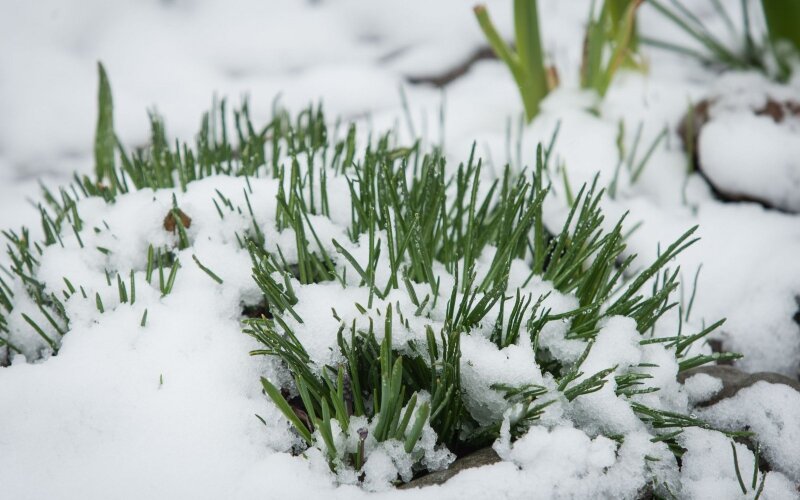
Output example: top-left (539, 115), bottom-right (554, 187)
top-left (581, 0), bottom-right (643, 97)
top-left (474, 0), bottom-right (643, 121)
top-left (645, 0), bottom-right (800, 80)
top-left (230, 101), bottom-right (741, 485)
top-left (0, 64), bottom-right (757, 492)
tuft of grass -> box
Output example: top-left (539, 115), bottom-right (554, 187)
top-left (247, 304), bottom-right (454, 469)
top-left (0, 64), bottom-right (748, 488)
top-left (474, 0), bottom-right (644, 120)
top-left (581, 0), bottom-right (643, 97)
top-left (237, 107), bottom-right (737, 475)
top-left (644, 0), bottom-right (800, 80)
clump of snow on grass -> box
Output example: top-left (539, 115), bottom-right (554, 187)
top-left (494, 422), bottom-right (677, 499)
top-left (683, 373), bottom-right (723, 405)
top-left (460, 334), bottom-right (547, 426)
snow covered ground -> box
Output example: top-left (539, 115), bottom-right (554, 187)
top-left (1, 0), bottom-right (800, 499)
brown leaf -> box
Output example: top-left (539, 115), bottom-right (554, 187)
top-left (163, 209), bottom-right (192, 233)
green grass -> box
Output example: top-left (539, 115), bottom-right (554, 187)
top-left (0, 63), bottom-right (754, 488)
top-left (95, 62), bottom-right (116, 191)
top-left (474, 0), bottom-right (643, 120)
top-left (644, 0), bottom-right (800, 80)
top-left (474, 0), bottom-right (549, 121)
top-left (581, 0), bottom-right (643, 97)
top-left (233, 95), bottom-right (741, 476)
top-left (761, 0), bottom-right (800, 77)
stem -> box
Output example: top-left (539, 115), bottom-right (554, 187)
top-left (95, 62), bottom-right (116, 191)
top-left (513, 0), bottom-right (549, 120)
top-left (474, 2), bottom-right (549, 122)
top-left (761, 0), bottom-right (800, 53)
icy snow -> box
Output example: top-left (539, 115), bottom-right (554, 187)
top-left (493, 425), bottom-right (672, 499)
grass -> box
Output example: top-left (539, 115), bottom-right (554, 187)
top-left (95, 62), bottom-right (116, 191)
top-left (474, 0), bottom-right (643, 121)
top-left (0, 63), bottom-right (759, 490)
top-left (761, 0), bottom-right (800, 77)
top-left (473, 0), bottom-right (549, 121)
top-left (581, 0), bottom-right (643, 97)
top-left (233, 95), bottom-right (741, 479)
top-left (644, 0), bottom-right (800, 80)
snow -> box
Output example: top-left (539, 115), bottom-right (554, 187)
top-left (679, 428), bottom-right (798, 500)
top-left (683, 373), bottom-right (723, 405)
top-left (699, 381), bottom-right (800, 483)
top-left (701, 110), bottom-right (800, 211)
top-left (460, 333), bottom-right (546, 426)
top-left (493, 425), bottom-right (672, 499)
top-left (698, 73), bottom-right (800, 211)
top-left (2, 0), bottom-right (800, 498)
top-left (615, 198), bottom-right (800, 375)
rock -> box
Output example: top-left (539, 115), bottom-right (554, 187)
top-left (398, 447), bottom-right (501, 489)
top-left (679, 365), bottom-right (800, 407)
top-left (681, 365), bottom-right (800, 476)
top-left (677, 94), bottom-right (800, 213)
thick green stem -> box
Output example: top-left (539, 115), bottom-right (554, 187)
top-left (606, 0), bottom-right (639, 50)
top-left (474, 2), bottom-right (549, 122)
top-left (95, 62), bottom-right (116, 191)
top-left (761, 0), bottom-right (800, 53)
top-left (513, 0), bottom-right (549, 120)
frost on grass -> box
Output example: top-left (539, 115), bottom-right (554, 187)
top-left (0, 93), bottom-right (797, 498)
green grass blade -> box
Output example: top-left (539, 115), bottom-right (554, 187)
top-left (95, 63), bottom-right (116, 190)
top-left (260, 377), bottom-right (313, 445)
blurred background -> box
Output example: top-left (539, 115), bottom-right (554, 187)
top-left (1, 0), bottom-right (728, 225)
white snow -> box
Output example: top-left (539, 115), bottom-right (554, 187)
top-left (683, 373), bottom-right (723, 405)
top-left (679, 428), bottom-right (797, 500)
top-left (699, 381), bottom-right (800, 483)
top-left (698, 74), bottom-right (800, 211)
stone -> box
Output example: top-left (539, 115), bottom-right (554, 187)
top-left (398, 447), bottom-right (501, 489)
top-left (679, 365), bottom-right (800, 407)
